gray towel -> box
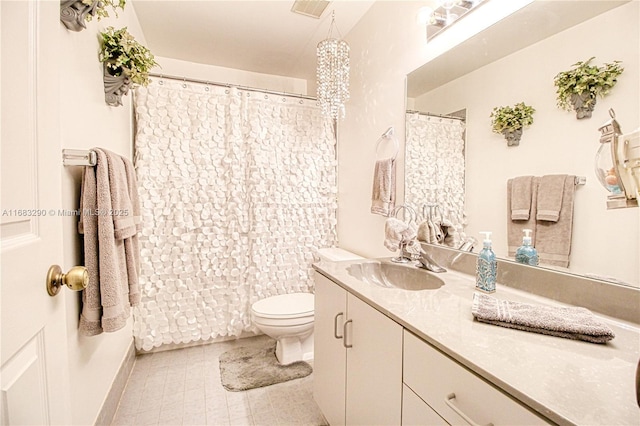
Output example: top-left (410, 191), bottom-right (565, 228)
top-left (536, 174), bottom-right (567, 222)
top-left (510, 176), bottom-right (533, 220)
top-left (78, 148), bottom-right (141, 336)
top-left (507, 177), bottom-right (538, 256)
top-left (536, 175), bottom-right (575, 267)
top-left (371, 158), bottom-right (396, 217)
top-left (471, 292), bottom-right (614, 344)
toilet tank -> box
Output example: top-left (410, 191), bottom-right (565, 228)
top-left (316, 247), bottom-right (364, 262)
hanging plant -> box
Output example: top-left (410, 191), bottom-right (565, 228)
top-left (490, 102), bottom-right (535, 146)
top-left (553, 57), bottom-right (623, 119)
top-left (60, 0), bottom-right (126, 32)
top-left (99, 26), bottom-right (159, 106)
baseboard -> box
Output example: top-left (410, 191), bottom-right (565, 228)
top-left (94, 339), bottom-right (136, 426)
top-left (136, 331), bottom-right (262, 354)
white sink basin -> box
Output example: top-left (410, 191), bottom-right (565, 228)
top-left (347, 261), bottom-right (445, 291)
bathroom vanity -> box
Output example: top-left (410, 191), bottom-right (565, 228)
top-left (312, 259), bottom-right (640, 426)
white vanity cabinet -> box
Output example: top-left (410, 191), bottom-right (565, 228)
top-left (402, 330), bottom-right (550, 426)
top-left (313, 272), bottom-right (403, 425)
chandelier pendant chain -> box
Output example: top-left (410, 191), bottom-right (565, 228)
top-left (317, 9), bottom-right (350, 120)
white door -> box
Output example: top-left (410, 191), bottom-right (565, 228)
top-left (1, 1), bottom-right (71, 424)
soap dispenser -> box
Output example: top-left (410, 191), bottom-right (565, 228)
top-left (515, 229), bottom-right (539, 266)
top-left (476, 231), bottom-right (496, 293)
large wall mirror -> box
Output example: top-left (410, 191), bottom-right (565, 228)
top-left (406, 1), bottom-right (639, 288)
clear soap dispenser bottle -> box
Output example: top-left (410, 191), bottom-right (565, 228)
top-left (476, 231), bottom-right (496, 293)
top-left (515, 229), bottom-right (539, 266)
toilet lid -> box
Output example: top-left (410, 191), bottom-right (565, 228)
top-left (252, 293), bottom-right (314, 319)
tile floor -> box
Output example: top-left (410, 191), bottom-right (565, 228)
top-left (111, 335), bottom-right (328, 426)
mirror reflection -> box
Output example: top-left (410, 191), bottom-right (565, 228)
top-left (405, 1), bottom-right (639, 287)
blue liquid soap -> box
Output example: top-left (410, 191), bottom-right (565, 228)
top-left (515, 229), bottom-right (539, 266)
top-left (476, 232), bottom-right (496, 293)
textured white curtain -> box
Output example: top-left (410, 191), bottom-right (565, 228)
top-left (405, 112), bottom-right (466, 247)
top-left (133, 81), bottom-right (337, 351)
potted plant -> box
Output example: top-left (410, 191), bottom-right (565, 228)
top-left (60, 0), bottom-right (126, 32)
top-left (490, 102), bottom-right (535, 146)
top-left (99, 26), bottom-right (159, 106)
top-left (553, 57), bottom-right (623, 119)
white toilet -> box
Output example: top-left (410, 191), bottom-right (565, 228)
top-left (250, 247), bottom-right (363, 365)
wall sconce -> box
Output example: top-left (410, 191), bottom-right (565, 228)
top-left (595, 109), bottom-right (639, 209)
top-left (419, 0), bottom-right (487, 41)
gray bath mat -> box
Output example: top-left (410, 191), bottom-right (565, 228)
top-left (219, 339), bottom-right (312, 392)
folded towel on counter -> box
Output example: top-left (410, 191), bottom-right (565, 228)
top-left (536, 174), bottom-right (567, 222)
top-left (507, 177), bottom-right (538, 256)
top-left (78, 148), bottom-right (141, 336)
top-left (471, 292), bottom-right (614, 344)
top-left (510, 176), bottom-right (534, 220)
top-left (371, 158), bottom-right (396, 217)
top-left (536, 175), bottom-right (575, 267)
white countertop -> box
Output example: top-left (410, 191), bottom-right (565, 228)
top-left (313, 259), bottom-right (640, 426)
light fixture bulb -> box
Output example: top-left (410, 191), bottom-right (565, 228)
top-left (441, 0), bottom-right (459, 10)
top-left (417, 6), bottom-right (434, 25)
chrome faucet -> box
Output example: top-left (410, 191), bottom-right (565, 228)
top-left (414, 251), bottom-right (447, 273)
top-left (402, 246), bottom-right (447, 273)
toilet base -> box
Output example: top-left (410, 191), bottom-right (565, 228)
top-left (274, 332), bottom-right (314, 365)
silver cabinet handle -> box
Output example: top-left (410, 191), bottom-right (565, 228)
top-left (445, 393), bottom-right (493, 426)
top-left (334, 312), bottom-right (344, 339)
top-left (343, 319), bottom-right (353, 348)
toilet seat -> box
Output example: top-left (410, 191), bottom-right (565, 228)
top-left (251, 293), bottom-right (314, 319)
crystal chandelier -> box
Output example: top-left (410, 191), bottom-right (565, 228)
top-left (317, 11), bottom-right (350, 120)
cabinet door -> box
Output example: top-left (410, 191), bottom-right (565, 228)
top-left (345, 293), bottom-right (403, 426)
top-left (313, 272), bottom-right (348, 426)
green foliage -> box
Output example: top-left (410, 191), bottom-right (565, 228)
top-left (81, 0), bottom-right (126, 22)
top-left (99, 26), bottom-right (159, 86)
top-left (490, 102), bottom-right (535, 133)
top-left (553, 57), bottom-right (623, 110)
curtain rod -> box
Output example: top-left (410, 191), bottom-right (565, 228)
top-left (406, 110), bottom-right (466, 122)
top-left (148, 73), bottom-right (317, 102)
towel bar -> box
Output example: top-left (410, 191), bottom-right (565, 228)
top-left (63, 149), bottom-right (97, 166)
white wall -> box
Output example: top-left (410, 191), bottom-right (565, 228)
top-left (154, 56), bottom-right (307, 95)
top-left (59, 7), bottom-right (145, 425)
top-left (413, 2), bottom-right (639, 285)
top-left (340, 1), bottom-right (639, 286)
top-left (337, 1), bottom-right (429, 258)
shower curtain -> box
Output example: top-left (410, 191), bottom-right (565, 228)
top-left (405, 112), bottom-right (466, 248)
top-left (133, 80), bottom-right (337, 351)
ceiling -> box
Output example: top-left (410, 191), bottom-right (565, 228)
top-left (131, 0), bottom-right (375, 83)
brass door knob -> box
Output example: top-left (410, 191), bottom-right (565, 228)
top-left (46, 265), bottom-right (88, 296)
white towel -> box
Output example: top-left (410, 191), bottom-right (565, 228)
top-left (371, 158), bottom-right (396, 217)
top-left (385, 218), bottom-right (421, 252)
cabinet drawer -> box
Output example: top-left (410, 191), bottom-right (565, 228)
top-left (403, 330), bottom-right (549, 426)
top-left (402, 384), bottom-right (448, 426)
